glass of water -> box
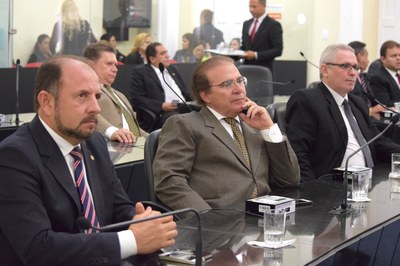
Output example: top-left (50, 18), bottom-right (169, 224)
top-left (264, 209), bottom-right (286, 247)
top-left (392, 153), bottom-right (400, 177)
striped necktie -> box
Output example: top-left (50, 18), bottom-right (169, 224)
top-left (105, 86), bottom-right (141, 137)
top-left (70, 147), bottom-right (99, 233)
top-left (358, 74), bottom-right (371, 107)
top-left (342, 100), bottom-right (374, 168)
top-left (224, 118), bottom-right (258, 198)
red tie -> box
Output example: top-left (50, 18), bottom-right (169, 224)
top-left (250, 19), bottom-right (258, 42)
top-left (396, 73), bottom-right (400, 87)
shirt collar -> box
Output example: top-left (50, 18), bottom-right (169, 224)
top-left (323, 81), bottom-right (348, 106)
top-left (206, 106), bottom-right (240, 123)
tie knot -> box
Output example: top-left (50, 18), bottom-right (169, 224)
top-left (70, 147), bottom-right (83, 160)
top-left (224, 118), bottom-right (237, 127)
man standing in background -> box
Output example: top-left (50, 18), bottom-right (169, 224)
top-left (240, 0), bottom-right (283, 74)
top-left (193, 9), bottom-right (224, 49)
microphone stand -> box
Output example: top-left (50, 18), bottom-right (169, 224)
top-left (257, 80), bottom-right (295, 86)
top-left (332, 114), bottom-right (400, 215)
top-left (299, 51), bottom-right (319, 69)
top-left (158, 63), bottom-right (193, 112)
top-left (15, 59), bottom-right (20, 125)
top-left (77, 208), bottom-right (203, 266)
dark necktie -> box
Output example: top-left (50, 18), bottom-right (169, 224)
top-left (358, 74), bottom-right (371, 107)
top-left (105, 86), bottom-right (141, 137)
top-left (224, 118), bottom-right (258, 198)
top-left (70, 147), bottom-right (99, 233)
top-left (342, 100), bottom-right (374, 168)
top-left (396, 73), bottom-right (400, 87)
top-left (250, 19), bottom-right (258, 42)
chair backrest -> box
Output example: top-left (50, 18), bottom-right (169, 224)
top-left (266, 102), bottom-right (287, 133)
top-left (237, 65), bottom-right (274, 107)
top-left (143, 129), bottom-right (161, 202)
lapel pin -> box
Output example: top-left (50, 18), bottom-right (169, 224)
top-left (90, 155), bottom-right (95, 160)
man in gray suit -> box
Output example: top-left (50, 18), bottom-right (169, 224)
top-left (153, 56), bottom-right (300, 212)
top-left (84, 43), bottom-right (146, 143)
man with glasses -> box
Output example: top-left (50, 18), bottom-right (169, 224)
top-left (153, 56), bottom-right (300, 211)
top-left (286, 43), bottom-right (400, 182)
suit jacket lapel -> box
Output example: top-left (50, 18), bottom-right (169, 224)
top-left (147, 65), bottom-right (164, 92)
top-left (201, 108), bottom-right (252, 172)
top-left (29, 116), bottom-right (81, 211)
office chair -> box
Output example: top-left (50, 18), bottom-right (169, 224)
top-left (134, 106), bottom-right (158, 133)
top-left (266, 102), bottom-right (287, 133)
top-left (237, 65), bottom-right (274, 107)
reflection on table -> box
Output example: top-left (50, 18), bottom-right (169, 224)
top-left (125, 163), bottom-right (400, 265)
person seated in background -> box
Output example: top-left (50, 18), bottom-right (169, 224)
top-left (229, 38), bottom-right (241, 50)
top-left (348, 41), bottom-right (385, 117)
top-left (173, 33), bottom-right (196, 63)
top-left (286, 43), bottom-right (400, 183)
top-left (367, 58), bottom-right (383, 76)
top-left (192, 41), bottom-right (211, 63)
top-left (192, 9), bottom-right (224, 49)
top-left (0, 55), bottom-right (177, 265)
top-left (83, 43), bottom-right (147, 143)
top-left (100, 33), bottom-right (126, 63)
top-left (368, 40), bottom-right (400, 107)
top-left (131, 42), bottom-right (192, 132)
top-left (153, 56), bottom-right (300, 212)
top-left (27, 34), bottom-right (52, 64)
top-left (125, 32), bottom-right (152, 65)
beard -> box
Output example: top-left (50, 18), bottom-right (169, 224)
top-left (55, 108), bottom-right (98, 141)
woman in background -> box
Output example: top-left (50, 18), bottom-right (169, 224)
top-left (50, 0), bottom-right (96, 56)
top-left (27, 34), bottom-right (52, 64)
top-left (100, 33), bottom-right (126, 63)
top-left (229, 38), bottom-right (241, 50)
top-left (125, 33), bottom-right (152, 65)
top-left (173, 33), bottom-right (196, 63)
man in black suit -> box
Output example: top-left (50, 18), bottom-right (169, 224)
top-left (0, 56), bottom-right (176, 265)
top-left (368, 40), bottom-right (400, 107)
top-left (240, 0), bottom-right (283, 74)
top-left (192, 9), bottom-right (224, 49)
top-left (286, 43), bottom-right (400, 182)
top-left (131, 42), bottom-right (192, 132)
top-left (348, 41), bottom-right (385, 116)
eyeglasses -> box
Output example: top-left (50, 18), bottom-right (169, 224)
top-left (209, 76), bottom-right (248, 89)
top-left (325, 63), bottom-right (361, 73)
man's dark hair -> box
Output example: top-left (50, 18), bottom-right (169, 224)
top-left (83, 43), bottom-right (114, 61)
top-left (145, 42), bottom-right (162, 64)
top-left (34, 55), bottom-right (91, 111)
top-left (380, 40), bottom-right (400, 57)
top-left (201, 9), bottom-right (213, 24)
top-left (348, 41), bottom-right (366, 56)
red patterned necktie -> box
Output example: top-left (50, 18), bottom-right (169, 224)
top-left (70, 147), bottom-right (99, 233)
top-left (396, 73), bottom-right (400, 87)
top-left (250, 19), bottom-right (258, 42)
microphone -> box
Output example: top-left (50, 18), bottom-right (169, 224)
top-left (300, 51), bottom-right (319, 69)
top-left (257, 80), bottom-right (295, 86)
top-left (336, 113), bottom-right (400, 214)
top-left (362, 91), bottom-right (400, 115)
top-left (158, 63), bottom-right (192, 112)
top-left (15, 59), bottom-right (21, 125)
top-left (77, 207), bottom-right (203, 266)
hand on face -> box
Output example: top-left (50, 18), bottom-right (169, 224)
top-left (239, 98), bottom-right (274, 130)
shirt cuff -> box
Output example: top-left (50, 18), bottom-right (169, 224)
top-left (260, 123), bottom-right (283, 143)
top-left (118, 230), bottom-right (137, 259)
top-left (104, 126), bottom-right (119, 140)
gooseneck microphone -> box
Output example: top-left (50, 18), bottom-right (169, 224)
top-left (77, 207), bottom-right (203, 266)
top-left (15, 59), bottom-right (21, 125)
top-left (300, 51), bottom-right (319, 69)
top-left (158, 63), bottom-right (192, 112)
top-left (338, 113), bottom-right (400, 213)
top-left (257, 80), bottom-right (295, 86)
top-left (362, 91), bottom-right (400, 114)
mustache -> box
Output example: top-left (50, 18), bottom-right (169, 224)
top-left (81, 115), bottom-right (98, 124)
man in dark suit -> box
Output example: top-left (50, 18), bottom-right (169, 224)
top-left (131, 42), bottom-right (192, 132)
top-left (0, 56), bottom-right (176, 265)
top-left (84, 43), bottom-right (147, 143)
top-left (348, 41), bottom-right (385, 116)
top-left (286, 43), bottom-right (400, 182)
top-left (368, 40), bottom-right (400, 107)
top-left (154, 56), bottom-right (300, 212)
top-left (240, 0), bottom-right (283, 74)
top-left (192, 9), bottom-right (224, 49)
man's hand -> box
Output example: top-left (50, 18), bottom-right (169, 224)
top-left (239, 98), bottom-right (274, 130)
top-left (110, 129), bottom-right (136, 143)
top-left (161, 102), bottom-right (178, 112)
top-left (129, 202), bottom-right (177, 254)
top-left (241, 50), bottom-right (256, 60)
